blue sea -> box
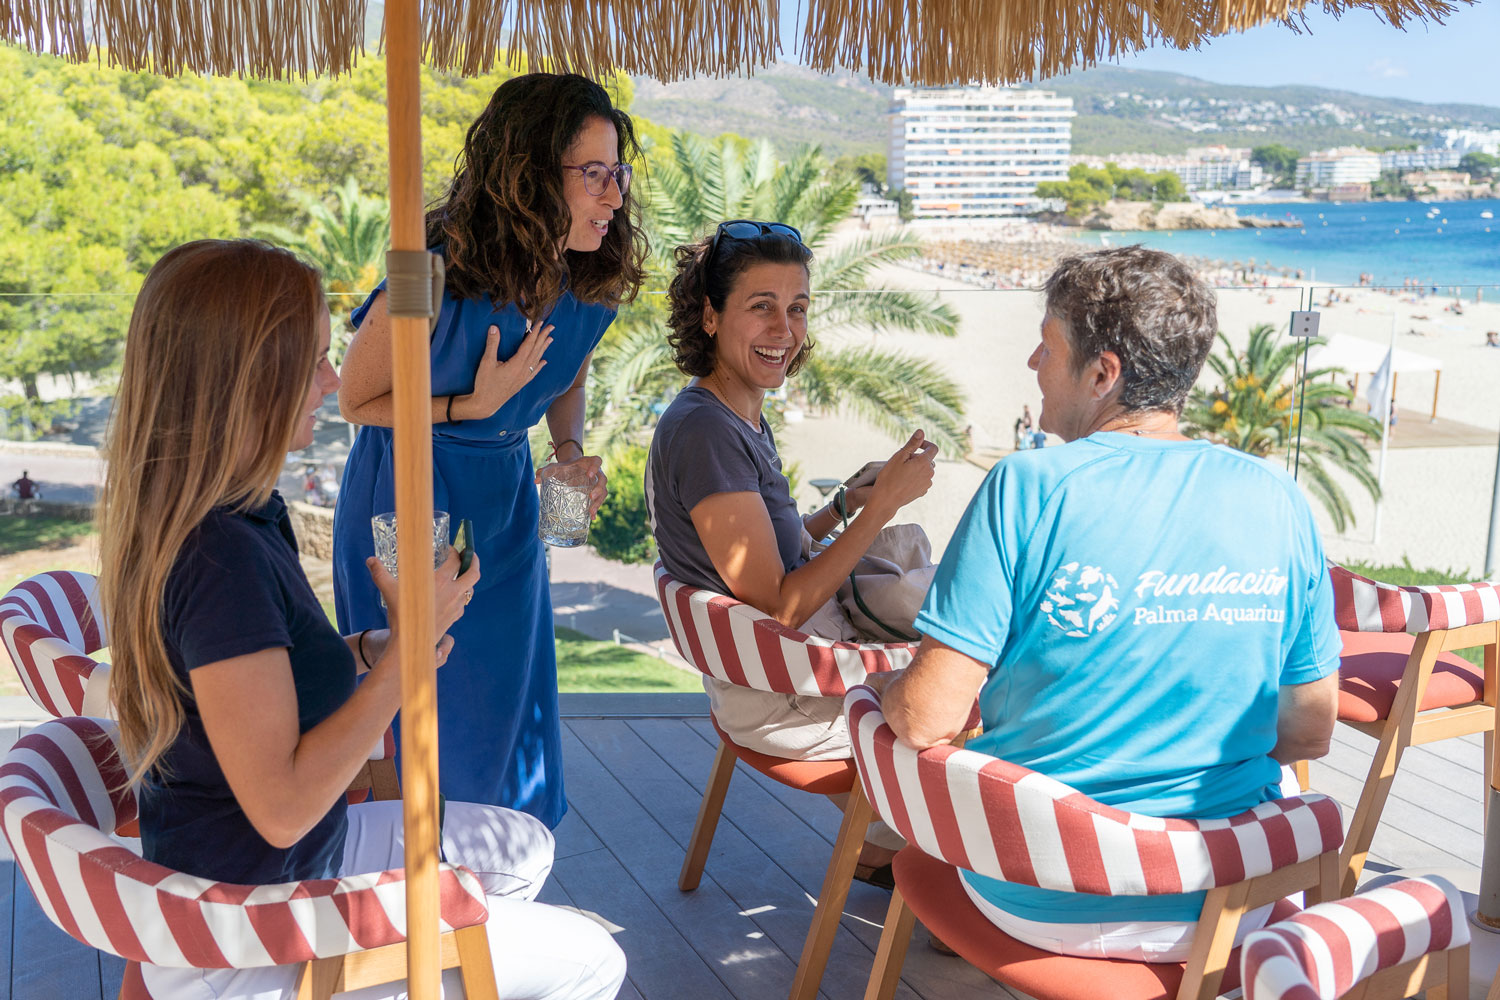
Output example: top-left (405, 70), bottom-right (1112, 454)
top-left (1090, 198), bottom-right (1500, 296)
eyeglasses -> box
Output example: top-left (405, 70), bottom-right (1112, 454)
top-left (708, 220), bottom-right (804, 269)
top-left (562, 161), bottom-right (632, 197)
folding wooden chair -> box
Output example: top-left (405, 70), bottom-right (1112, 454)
top-left (1324, 564), bottom-right (1498, 895)
top-left (844, 684), bottom-right (1346, 1000)
top-left (0, 569), bottom-right (401, 803)
top-left (655, 562), bottom-right (914, 1000)
top-left (1240, 875), bottom-right (1469, 1000)
top-left (0, 716), bottom-right (497, 1000)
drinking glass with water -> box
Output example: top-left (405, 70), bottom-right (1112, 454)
top-left (538, 469), bottom-right (591, 547)
top-left (371, 511), bottom-right (451, 607)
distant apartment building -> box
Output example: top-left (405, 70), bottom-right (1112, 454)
top-left (1072, 145), bottom-right (1263, 191)
top-left (888, 87), bottom-right (1073, 218)
top-left (1433, 128), bottom-right (1500, 156)
top-left (1295, 147), bottom-right (1381, 189)
top-left (1379, 148), bottom-right (1462, 171)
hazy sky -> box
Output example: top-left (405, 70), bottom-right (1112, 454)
top-left (1090, 3), bottom-right (1495, 107)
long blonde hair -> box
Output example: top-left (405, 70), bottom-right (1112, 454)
top-left (100, 239), bottom-right (322, 781)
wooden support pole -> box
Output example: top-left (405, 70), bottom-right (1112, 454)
top-left (1432, 369), bottom-right (1441, 422)
top-left (384, 0), bottom-right (441, 996)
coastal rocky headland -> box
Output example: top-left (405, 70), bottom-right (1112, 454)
top-left (1045, 201), bottom-right (1301, 231)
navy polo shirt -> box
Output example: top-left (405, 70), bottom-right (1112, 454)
top-left (140, 491), bottom-right (356, 884)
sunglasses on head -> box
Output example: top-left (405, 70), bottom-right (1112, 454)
top-left (708, 220), bottom-right (805, 268)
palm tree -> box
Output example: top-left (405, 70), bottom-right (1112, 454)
top-left (1181, 323), bottom-right (1383, 532)
top-left (588, 133), bottom-right (966, 452)
top-left (259, 177), bottom-right (390, 364)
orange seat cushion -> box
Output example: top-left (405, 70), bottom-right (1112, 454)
top-left (892, 848), bottom-right (1295, 1000)
top-left (709, 715), bottom-right (856, 795)
top-left (1337, 630), bottom-right (1485, 723)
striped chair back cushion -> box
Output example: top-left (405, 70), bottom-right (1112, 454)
top-left (654, 562), bottom-right (915, 697)
top-left (1240, 876), bottom-right (1468, 1000)
top-left (0, 571), bottom-right (112, 718)
top-left (0, 716), bottom-right (488, 968)
top-left (844, 686), bottom-right (1343, 895)
top-left (1330, 563), bottom-right (1500, 634)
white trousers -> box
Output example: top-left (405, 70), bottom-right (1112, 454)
top-left (142, 800), bottom-right (626, 1000)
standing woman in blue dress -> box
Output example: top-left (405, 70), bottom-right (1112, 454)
top-left (333, 73), bottom-right (648, 826)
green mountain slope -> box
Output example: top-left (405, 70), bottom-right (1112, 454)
top-left (630, 63), bottom-right (1499, 158)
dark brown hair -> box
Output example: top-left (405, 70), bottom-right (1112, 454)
top-left (666, 232), bottom-right (814, 378)
top-left (1043, 245), bottom-right (1217, 414)
top-left (425, 73), bottom-right (648, 319)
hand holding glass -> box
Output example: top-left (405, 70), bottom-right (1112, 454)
top-left (371, 511), bottom-right (451, 608)
top-left (538, 469), bottom-right (591, 547)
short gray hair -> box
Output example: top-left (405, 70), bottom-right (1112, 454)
top-left (1042, 246), bottom-right (1217, 414)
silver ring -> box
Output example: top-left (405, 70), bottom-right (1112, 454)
top-left (528, 365), bottom-right (535, 373)
top-left (463, 590), bottom-right (473, 605)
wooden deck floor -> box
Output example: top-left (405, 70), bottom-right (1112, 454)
top-left (0, 702), bottom-right (1488, 1000)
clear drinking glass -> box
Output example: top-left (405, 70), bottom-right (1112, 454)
top-left (538, 468), bottom-right (591, 548)
top-left (371, 510), bottom-right (451, 607)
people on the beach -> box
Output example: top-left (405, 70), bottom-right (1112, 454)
top-left (332, 72), bottom-right (648, 826)
top-left (98, 238), bottom-right (626, 1000)
top-left (1486, 330), bottom-right (1499, 348)
top-left (876, 245), bottom-right (1339, 964)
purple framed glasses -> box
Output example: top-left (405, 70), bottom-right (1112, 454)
top-left (563, 161), bottom-right (632, 197)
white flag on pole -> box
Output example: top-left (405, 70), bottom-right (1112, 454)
top-left (1366, 347), bottom-right (1394, 426)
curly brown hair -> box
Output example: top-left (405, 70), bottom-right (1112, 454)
top-left (666, 231), bottom-right (814, 378)
top-left (1043, 246), bottom-right (1217, 415)
top-left (424, 73), bottom-right (649, 319)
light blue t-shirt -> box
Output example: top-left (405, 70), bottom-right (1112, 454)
top-left (915, 432), bottom-right (1341, 924)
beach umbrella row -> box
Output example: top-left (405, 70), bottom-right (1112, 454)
top-left (0, 0), bottom-right (1471, 996)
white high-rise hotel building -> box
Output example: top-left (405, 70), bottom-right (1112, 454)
top-left (889, 87), bottom-right (1074, 218)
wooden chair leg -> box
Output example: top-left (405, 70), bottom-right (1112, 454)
top-left (1176, 881), bottom-right (1249, 1000)
top-left (862, 887), bottom-right (916, 1000)
top-left (455, 923), bottom-right (500, 1000)
top-left (1340, 710), bottom-right (1416, 896)
top-left (295, 956), bottom-right (345, 1000)
top-left (679, 739), bottom-right (736, 891)
top-left (1293, 759), bottom-right (1310, 792)
top-left (790, 780), bottom-right (874, 1000)
top-left (369, 757), bottom-right (402, 801)
top-left (1309, 849), bottom-right (1341, 907)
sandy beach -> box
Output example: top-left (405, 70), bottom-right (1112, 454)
top-left (780, 228), bottom-right (1500, 576)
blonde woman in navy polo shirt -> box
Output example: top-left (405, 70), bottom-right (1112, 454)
top-left (98, 240), bottom-right (625, 999)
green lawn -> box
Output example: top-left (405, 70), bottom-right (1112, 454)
top-left (0, 514), bottom-right (95, 556)
top-left (555, 627), bottom-right (702, 693)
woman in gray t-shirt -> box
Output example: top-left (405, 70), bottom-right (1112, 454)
top-left (645, 222), bottom-right (937, 766)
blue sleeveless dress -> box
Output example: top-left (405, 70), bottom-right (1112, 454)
top-left (333, 280), bottom-right (615, 827)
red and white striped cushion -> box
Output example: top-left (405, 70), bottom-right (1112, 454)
top-left (654, 562), bottom-right (914, 697)
top-left (0, 716), bottom-right (488, 968)
top-left (844, 686), bottom-right (1343, 895)
top-left (0, 571), bottom-right (111, 718)
top-left (1330, 563), bottom-right (1500, 634)
top-left (1240, 876), bottom-right (1468, 1000)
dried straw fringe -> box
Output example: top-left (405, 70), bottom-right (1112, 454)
top-left (0, 0), bottom-right (1465, 82)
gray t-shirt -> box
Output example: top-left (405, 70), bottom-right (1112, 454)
top-left (646, 385), bottom-right (806, 595)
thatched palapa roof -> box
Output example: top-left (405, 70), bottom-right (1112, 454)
top-left (0, 0), bottom-right (1468, 84)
